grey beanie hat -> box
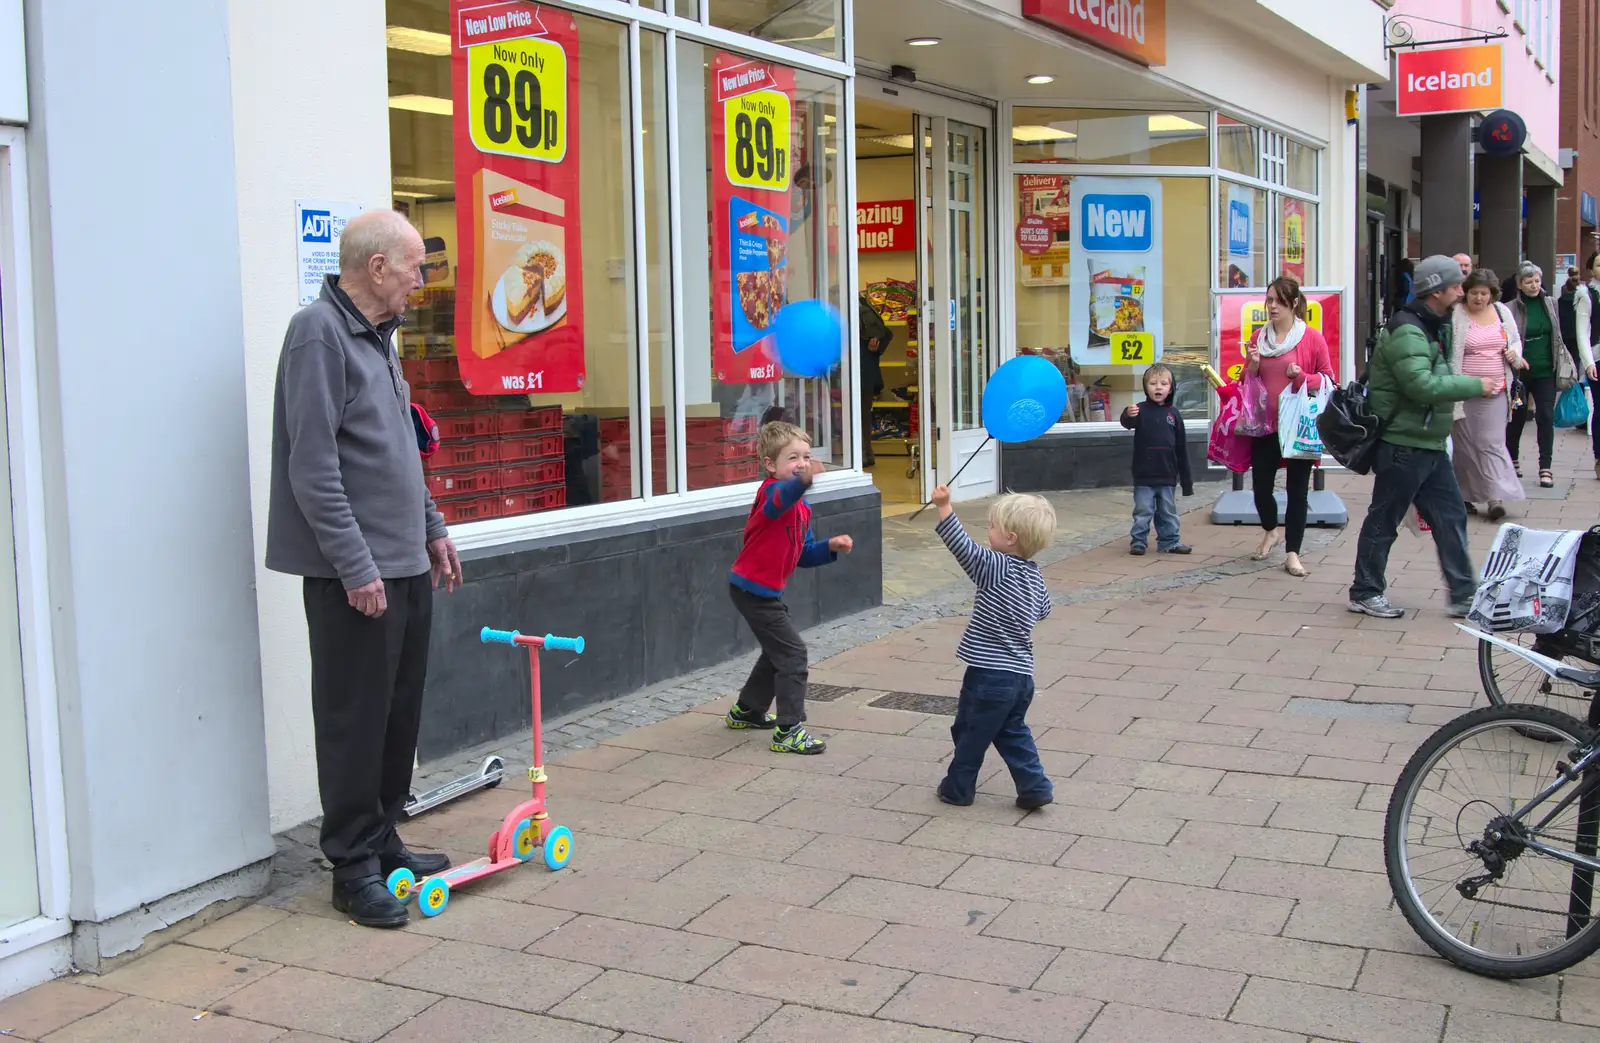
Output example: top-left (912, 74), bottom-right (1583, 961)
top-left (1412, 254), bottom-right (1467, 297)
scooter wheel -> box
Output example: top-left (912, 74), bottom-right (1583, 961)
top-left (543, 825), bottom-right (574, 871)
top-left (511, 817), bottom-right (538, 862)
top-left (418, 876), bottom-right (450, 918)
top-left (385, 867), bottom-right (416, 904)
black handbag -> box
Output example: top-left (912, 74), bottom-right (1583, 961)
top-left (1317, 376), bottom-right (1393, 475)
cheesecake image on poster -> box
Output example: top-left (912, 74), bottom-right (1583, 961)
top-left (471, 169), bottom-right (568, 358)
top-left (728, 197), bottom-right (788, 358)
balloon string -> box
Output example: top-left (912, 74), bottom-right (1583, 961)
top-left (907, 435), bottom-right (994, 521)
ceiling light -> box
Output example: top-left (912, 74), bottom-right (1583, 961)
top-left (1148, 114), bottom-right (1206, 133)
top-left (824, 114), bottom-right (837, 123)
top-left (386, 26), bottom-right (451, 56)
top-left (391, 190), bottom-right (443, 199)
top-left (393, 176), bottom-right (454, 188)
top-left (1026, 74), bottom-right (1056, 85)
top-left (906, 37), bottom-right (941, 47)
top-left (865, 134), bottom-right (933, 151)
top-left (389, 94), bottom-right (453, 116)
top-left (1012, 125), bottom-right (1076, 143)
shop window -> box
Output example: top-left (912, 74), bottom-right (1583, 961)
top-left (1284, 140), bottom-right (1317, 195)
top-left (1014, 175), bottom-right (1211, 425)
top-left (677, 39), bottom-right (848, 490)
top-left (709, 0), bottom-right (842, 59)
top-left (386, 2), bottom-right (671, 522)
top-left (1011, 108), bottom-right (1208, 167)
top-left (1277, 196), bottom-right (1317, 285)
top-left (1218, 181), bottom-right (1268, 289)
top-left (1216, 116), bottom-right (1257, 179)
top-left (642, 0), bottom-right (698, 14)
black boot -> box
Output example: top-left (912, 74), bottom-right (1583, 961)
top-left (331, 875), bottom-right (409, 928)
top-left (380, 847), bottom-right (451, 878)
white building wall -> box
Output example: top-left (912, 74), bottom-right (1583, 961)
top-left (227, 0), bottom-right (394, 831)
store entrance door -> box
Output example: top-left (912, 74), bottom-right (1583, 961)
top-left (856, 81), bottom-right (996, 509)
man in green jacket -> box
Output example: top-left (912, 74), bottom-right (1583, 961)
top-left (1350, 255), bottom-right (1500, 619)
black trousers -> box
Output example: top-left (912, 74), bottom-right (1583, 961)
top-left (304, 574), bottom-right (433, 882)
top-left (1507, 374), bottom-right (1557, 471)
top-left (730, 584), bottom-right (808, 729)
top-left (1250, 435), bottom-right (1314, 554)
top-left (862, 379), bottom-right (882, 464)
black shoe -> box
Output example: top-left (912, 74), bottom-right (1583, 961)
top-left (1161, 544), bottom-right (1193, 555)
top-left (380, 847), bottom-right (451, 878)
top-left (1129, 545), bottom-right (1147, 556)
top-left (936, 784), bottom-right (973, 807)
top-left (1017, 794), bottom-right (1054, 810)
top-left (332, 876), bottom-right (409, 928)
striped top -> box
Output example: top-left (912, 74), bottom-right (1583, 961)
top-left (1462, 317), bottom-right (1509, 380)
top-left (936, 513), bottom-right (1052, 676)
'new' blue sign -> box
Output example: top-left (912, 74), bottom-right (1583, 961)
top-left (1228, 200), bottom-right (1251, 256)
top-left (1081, 194), bottom-right (1153, 252)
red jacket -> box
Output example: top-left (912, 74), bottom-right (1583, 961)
top-left (729, 476), bottom-right (836, 597)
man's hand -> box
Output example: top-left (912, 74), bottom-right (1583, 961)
top-left (429, 537), bottom-right (463, 593)
top-left (829, 535), bottom-right (854, 553)
top-left (347, 578), bottom-right (387, 618)
top-left (1124, 404), bottom-right (1141, 419)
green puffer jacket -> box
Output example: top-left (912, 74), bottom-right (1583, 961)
top-left (1368, 310), bottom-right (1488, 451)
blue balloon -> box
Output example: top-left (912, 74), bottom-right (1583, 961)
top-left (774, 299), bottom-right (844, 378)
top-left (982, 355), bottom-right (1068, 443)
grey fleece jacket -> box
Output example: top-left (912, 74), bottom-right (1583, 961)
top-left (266, 275), bottom-right (447, 588)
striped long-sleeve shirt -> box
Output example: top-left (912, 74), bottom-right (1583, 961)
top-left (935, 513), bottom-right (1052, 676)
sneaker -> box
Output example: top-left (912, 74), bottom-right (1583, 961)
top-left (771, 724), bottom-right (826, 755)
top-left (1348, 595), bottom-right (1405, 619)
top-left (726, 704), bottom-right (778, 730)
top-left (332, 876), bottom-right (409, 929)
top-left (1486, 501), bottom-right (1507, 522)
top-left (1016, 793), bottom-right (1054, 810)
top-left (1161, 544), bottom-right (1193, 555)
top-left (1447, 600), bottom-right (1473, 619)
top-left (1129, 544), bottom-right (1147, 556)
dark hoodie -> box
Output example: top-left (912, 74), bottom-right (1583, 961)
top-left (1120, 394), bottom-right (1193, 494)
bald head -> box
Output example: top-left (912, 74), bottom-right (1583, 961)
top-left (1454, 253), bottom-right (1473, 277)
top-left (338, 209), bottom-right (424, 325)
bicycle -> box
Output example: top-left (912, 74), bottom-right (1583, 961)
top-left (1385, 627), bottom-right (1600, 978)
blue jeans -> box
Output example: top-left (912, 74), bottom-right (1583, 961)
top-left (1131, 484), bottom-right (1181, 551)
top-left (1351, 443), bottom-right (1477, 605)
top-left (938, 667), bottom-right (1051, 805)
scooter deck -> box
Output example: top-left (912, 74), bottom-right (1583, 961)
top-left (432, 856), bottom-right (518, 889)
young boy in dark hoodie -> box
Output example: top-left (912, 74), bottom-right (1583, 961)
top-left (1119, 364), bottom-right (1193, 556)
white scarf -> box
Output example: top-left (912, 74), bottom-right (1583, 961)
top-left (1256, 317), bottom-right (1306, 358)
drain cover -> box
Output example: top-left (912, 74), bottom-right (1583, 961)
top-left (869, 692), bottom-right (961, 715)
top-left (1285, 697), bottom-right (1412, 722)
top-left (808, 684), bottom-right (857, 703)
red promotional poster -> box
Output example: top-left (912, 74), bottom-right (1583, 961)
top-left (1216, 288), bottom-right (1342, 385)
top-left (710, 53), bottom-right (796, 385)
top-left (451, 1), bottom-right (584, 394)
top-left (857, 199), bottom-right (913, 252)
top-left (1280, 198), bottom-right (1307, 284)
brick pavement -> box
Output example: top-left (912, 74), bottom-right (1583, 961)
top-left (6, 432), bottom-right (1600, 1041)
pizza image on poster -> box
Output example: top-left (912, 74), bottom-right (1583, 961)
top-left (450, 1), bottom-right (585, 394)
top-left (729, 198), bottom-right (789, 372)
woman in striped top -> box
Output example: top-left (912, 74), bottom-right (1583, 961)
top-left (1448, 268), bottom-right (1525, 521)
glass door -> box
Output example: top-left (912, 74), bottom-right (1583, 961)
top-left (915, 115), bottom-right (940, 504)
top-left (945, 119), bottom-right (994, 501)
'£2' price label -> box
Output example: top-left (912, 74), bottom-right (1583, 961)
top-left (725, 90), bottom-right (791, 192)
top-left (1111, 333), bottom-right (1154, 365)
top-left (468, 37), bottom-right (568, 163)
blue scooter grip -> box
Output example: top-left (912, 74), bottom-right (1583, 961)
top-left (480, 627), bottom-right (521, 646)
top-left (543, 634), bottom-right (585, 655)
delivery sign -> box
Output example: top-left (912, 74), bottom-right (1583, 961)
top-left (1395, 43), bottom-right (1503, 117)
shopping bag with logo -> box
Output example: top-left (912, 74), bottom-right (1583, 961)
top-left (1232, 371), bottom-right (1274, 438)
top-left (1278, 383), bottom-right (1332, 460)
top-left (1552, 382), bottom-right (1591, 428)
top-left (1467, 524), bottom-right (1584, 634)
top-left (1207, 388), bottom-right (1254, 472)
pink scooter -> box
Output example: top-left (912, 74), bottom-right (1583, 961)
top-left (385, 626), bottom-right (583, 917)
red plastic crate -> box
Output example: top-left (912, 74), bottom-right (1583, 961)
top-left (498, 459), bottom-right (565, 490)
top-left (689, 459), bottom-right (760, 486)
top-left (412, 384), bottom-right (480, 413)
top-left (499, 432), bottom-right (563, 462)
top-left (432, 412), bottom-right (495, 440)
top-left (401, 357), bottom-right (459, 386)
top-left (501, 483), bottom-right (567, 515)
top-left (687, 416), bottom-right (758, 438)
top-left (436, 495), bottom-right (502, 524)
top-left (426, 469), bottom-right (498, 498)
top-left (423, 440), bottom-right (498, 472)
top-left (492, 405), bottom-right (562, 435)
top-left (687, 438), bottom-right (757, 466)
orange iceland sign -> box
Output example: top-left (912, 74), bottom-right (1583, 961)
top-left (1394, 44), bottom-right (1503, 117)
top-left (1022, 0), bottom-right (1166, 67)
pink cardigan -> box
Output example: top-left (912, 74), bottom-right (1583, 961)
top-left (1250, 325), bottom-right (1334, 403)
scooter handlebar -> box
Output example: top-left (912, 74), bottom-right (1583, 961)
top-left (480, 627), bottom-right (521, 646)
top-left (543, 634), bottom-right (585, 655)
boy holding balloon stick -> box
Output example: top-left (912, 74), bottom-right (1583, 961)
top-left (723, 421), bottom-right (854, 755)
top-left (929, 484), bottom-right (1057, 809)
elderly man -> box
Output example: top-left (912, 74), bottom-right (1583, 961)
top-left (1349, 255), bottom-right (1497, 620)
top-left (1454, 253), bottom-right (1473, 278)
top-left (267, 209), bottom-right (463, 928)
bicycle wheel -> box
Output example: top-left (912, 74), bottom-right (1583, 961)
top-left (1385, 703), bottom-right (1600, 979)
top-left (1479, 633), bottom-right (1595, 717)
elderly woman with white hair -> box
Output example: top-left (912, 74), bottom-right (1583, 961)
top-left (1506, 261), bottom-right (1591, 488)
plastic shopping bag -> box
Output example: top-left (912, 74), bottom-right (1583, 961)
top-left (1233, 371), bottom-right (1274, 438)
top-left (1207, 388), bottom-right (1254, 472)
top-left (1553, 383), bottom-right (1591, 429)
top-left (1278, 383), bottom-right (1331, 460)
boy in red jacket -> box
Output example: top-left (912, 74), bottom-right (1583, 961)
top-left (725, 422), bottom-right (854, 754)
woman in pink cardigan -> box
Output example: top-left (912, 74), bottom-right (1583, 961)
top-left (1244, 277), bottom-right (1335, 578)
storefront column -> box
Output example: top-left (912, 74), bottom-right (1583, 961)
top-left (1477, 153), bottom-right (1524, 280)
top-left (1525, 181), bottom-right (1558, 285)
top-left (1420, 114), bottom-right (1474, 259)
